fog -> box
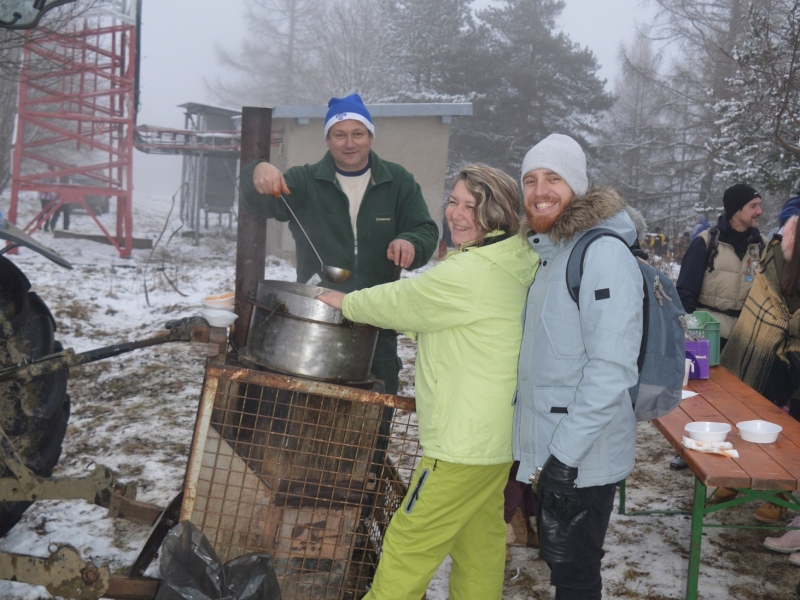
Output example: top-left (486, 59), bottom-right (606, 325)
top-left (133, 0), bottom-right (654, 198)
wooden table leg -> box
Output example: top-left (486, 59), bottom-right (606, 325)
top-left (685, 477), bottom-right (706, 600)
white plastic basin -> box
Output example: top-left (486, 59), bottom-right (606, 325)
top-left (202, 292), bottom-right (235, 309)
top-left (200, 308), bottom-right (237, 328)
top-left (684, 421), bottom-right (731, 443)
top-left (202, 301), bottom-right (235, 312)
top-left (736, 420), bottom-right (782, 444)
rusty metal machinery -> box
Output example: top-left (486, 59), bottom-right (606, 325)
top-left (0, 254), bottom-right (225, 598)
top-left (0, 544), bottom-right (110, 599)
top-left (0, 315), bottom-right (210, 384)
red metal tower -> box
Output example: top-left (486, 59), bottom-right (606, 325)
top-left (8, 3), bottom-right (137, 258)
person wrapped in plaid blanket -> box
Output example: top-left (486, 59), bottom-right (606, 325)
top-left (721, 204), bottom-right (800, 419)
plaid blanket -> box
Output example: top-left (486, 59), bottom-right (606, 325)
top-left (720, 236), bottom-right (800, 406)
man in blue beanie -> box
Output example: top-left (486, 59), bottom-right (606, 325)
top-left (239, 93), bottom-right (438, 395)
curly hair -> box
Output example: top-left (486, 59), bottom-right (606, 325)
top-left (451, 164), bottom-right (521, 246)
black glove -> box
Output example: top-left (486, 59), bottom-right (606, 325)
top-left (534, 455), bottom-right (587, 564)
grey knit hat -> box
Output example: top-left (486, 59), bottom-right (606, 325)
top-left (520, 133), bottom-right (588, 196)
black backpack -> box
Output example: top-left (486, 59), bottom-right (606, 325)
top-left (566, 228), bottom-right (687, 421)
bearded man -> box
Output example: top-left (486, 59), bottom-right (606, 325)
top-left (513, 134), bottom-right (644, 600)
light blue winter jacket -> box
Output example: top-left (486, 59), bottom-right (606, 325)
top-left (514, 187), bottom-right (644, 488)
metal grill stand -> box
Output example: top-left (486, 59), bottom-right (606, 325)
top-left (181, 359), bottom-right (420, 600)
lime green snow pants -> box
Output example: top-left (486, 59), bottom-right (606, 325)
top-left (365, 456), bottom-right (512, 600)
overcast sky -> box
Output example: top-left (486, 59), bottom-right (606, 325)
top-left (133, 0), bottom-right (654, 198)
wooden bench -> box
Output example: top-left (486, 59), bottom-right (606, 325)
top-left (626, 367), bottom-right (800, 600)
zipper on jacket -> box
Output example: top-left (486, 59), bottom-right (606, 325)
top-left (354, 238), bottom-right (359, 277)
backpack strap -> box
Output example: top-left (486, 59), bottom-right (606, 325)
top-left (566, 227), bottom-right (648, 372)
top-left (705, 226), bottom-right (720, 273)
top-left (566, 228), bottom-right (626, 307)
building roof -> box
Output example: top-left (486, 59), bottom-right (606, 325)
top-left (229, 102), bottom-right (472, 127)
top-left (272, 103), bottom-right (473, 119)
top-left (178, 102), bottom-right (242, 118)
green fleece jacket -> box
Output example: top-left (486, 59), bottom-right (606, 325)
top-left (342, 234), bottom-right (539, 465)
top-left (239, 151), bottom-right (438, 293)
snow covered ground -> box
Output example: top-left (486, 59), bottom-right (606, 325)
top-left (0, 191), bottom-right (797, 599)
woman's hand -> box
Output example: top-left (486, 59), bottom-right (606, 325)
top-left (316, 291), bottom-right (346, 310)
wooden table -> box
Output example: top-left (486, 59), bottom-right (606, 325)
top-left (649, 366), bottom-right (800, 600)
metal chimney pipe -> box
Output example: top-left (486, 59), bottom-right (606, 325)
top-left (234, 107), bottom-right (272, 351)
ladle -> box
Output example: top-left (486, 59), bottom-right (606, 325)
top-left (278, 194), bottom-right (352, 283)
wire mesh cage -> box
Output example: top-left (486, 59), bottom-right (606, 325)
top-left (181, 362), bottom-right (421, 600)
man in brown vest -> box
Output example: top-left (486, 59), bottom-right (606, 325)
top-left (676, 184), bottom-right (766, 345)
top-left (675, 184), bottom-right (775, 518)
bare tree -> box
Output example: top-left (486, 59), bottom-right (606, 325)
top-left (645, 0), bottom-right (756, 205)
top-left (306, 0), bottom-right (392, 101)
top-left (211, 0), bottom-right (325, 107)
top-left (0, 0), bottom-right (104, 191)
top-left (713, 0), bottom-right (800, 196)
top-left (0, 30), bottom-right (19, 194)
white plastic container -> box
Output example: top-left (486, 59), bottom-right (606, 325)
top-left (202, 292), bottom-right (235, 309)
top-left (200, 308), bottom-right (238, 328)
top-left (684, 421), bottom-right (731, 442)
top-left (202, 301), bottom-right (235, 312)
top-left (736, 420), bottom-right (782, 444)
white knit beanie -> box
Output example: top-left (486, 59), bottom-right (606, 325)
top-left (520, 133), bottom-right (588, 196)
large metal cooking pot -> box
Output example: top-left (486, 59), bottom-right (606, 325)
top-left (241, 280), bottom-right (379, 383)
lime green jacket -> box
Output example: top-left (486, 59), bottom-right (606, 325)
top-left (342, 234), bottom-right (539, 464)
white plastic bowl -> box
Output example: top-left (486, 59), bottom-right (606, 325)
top-left (736, 420), bottom-right (782, 444)
top-left (202, 292), bottom-right (235, 309)
top-left (684, 421), bottom-right (731, 443)
top-left (202, 301), bottom-right (235, 312)
top-left (200, 308), bottom-right (237, 328)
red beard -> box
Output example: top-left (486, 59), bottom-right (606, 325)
top-left (524, 202), bottom-right (560, 233)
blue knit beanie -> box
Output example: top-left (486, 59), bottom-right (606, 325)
top-left (779, 196), bottom-right (800, 227)
top-left (324, 94), bottom-right (375, 138)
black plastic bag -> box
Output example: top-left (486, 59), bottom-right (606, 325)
top-left (155, 521), bottom-right (281, 600)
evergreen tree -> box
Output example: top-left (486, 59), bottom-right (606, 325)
top-left (380, 0), bottom-right (475, 95)
top-left (713, 0), bottom-right (800, 198)
top-left (449, 0), bottom-right (612, 174)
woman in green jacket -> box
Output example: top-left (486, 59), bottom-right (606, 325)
top-left (317, 164), bottom-right (538, 600)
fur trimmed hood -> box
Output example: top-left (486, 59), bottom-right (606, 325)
top-left (521, 186), bottom-right (627, 245)
top-left (625, 205), bottom-right (647, 245)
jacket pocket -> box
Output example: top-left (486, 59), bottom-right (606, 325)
top-left (361, 213), bottom-right (397, 240)
top-left (541, 286), bottom-right (583, 358)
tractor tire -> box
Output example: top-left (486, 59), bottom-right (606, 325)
top-left (0, 256), bottom-right (70, 537)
